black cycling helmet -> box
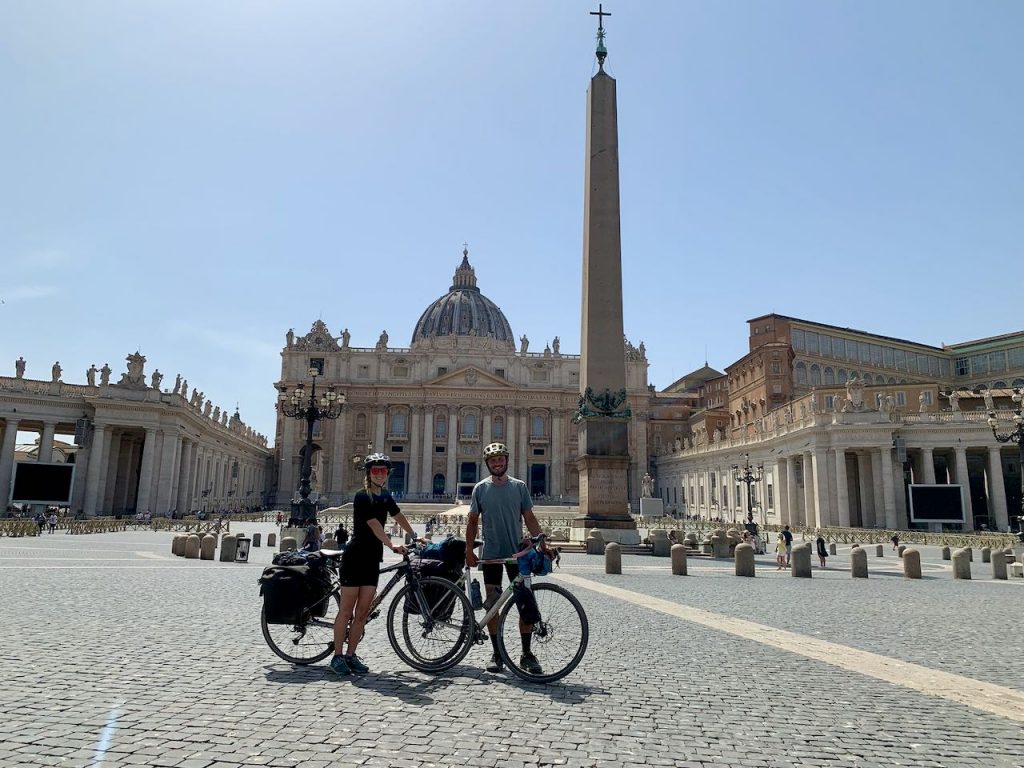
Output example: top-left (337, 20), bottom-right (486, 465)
top-left (483, 442), bottom-right (509, 459)
top-left (363, 453), bottom-right (392, 471)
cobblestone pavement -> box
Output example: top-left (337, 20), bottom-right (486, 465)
top-left (1, 527), bottom-right (1022, 768)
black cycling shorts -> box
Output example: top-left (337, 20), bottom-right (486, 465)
top-left (480, 562), bottom-right (518, 588)
top-left (340, 550), bottom-right (381, 588)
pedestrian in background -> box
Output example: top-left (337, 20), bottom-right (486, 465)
top-left (816, 532), bottom-right (828, 568)
top-left (775, 533), bottom-right (787, 569)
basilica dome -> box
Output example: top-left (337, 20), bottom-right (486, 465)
top-left (411, 250), bottom-right (515, 349)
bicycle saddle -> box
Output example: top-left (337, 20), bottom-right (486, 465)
top-left (320, 548), bottom-right (346, 558)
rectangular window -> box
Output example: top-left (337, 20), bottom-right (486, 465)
top-left (895, 349), bottom-right (907, 370)
top-left (437, 367), bottom-right (448, 377)
top-left (870, 344), bottom-right (883, 365)
top-left (392, 365), bottom-right (409, 378)
top-left (390, 445), bottom-right (404, 453)
top-left (309, 358), bottom-right (325, 375)
top-left (1008, 347), bottom-right (1024, 369)
top-left (435, 446), bottom-right (445, 453)
top-left (699, 484), bottom-right (705, 505)
top-left (767, 483), bottom-right (774, 509)
top-left (858, 342), bottom-right (871, 363)
top-left (917, 354), bottom-right (929, 375)
top-left (825, 395), bottom-right (835, 410)
top-left (832, 338), bottom-right (845, 360)
top-left (883, 347), bottom-right (894, 367)
top-left (530, 368), bottom-right (550, 383)
top-left (895, 391), bottom-right (906, 407)
top-left (929, 356), bottom-right (941, 376)
top-left (792, 329), bottom-right (805, 352)
top-left (806, 333), bottom-right (819, 355)
top-left (771, 362), bottom-right (781, 374)
top-left (955, 356), bottom-right (970, 376)
top-left (820, 335), bottom-right (832, 357)
top-left (772, 383), bottom-right (782, 394)
top-left (921, 391), bottom-right (933, 405)
top-left (989, 351), bottom-right (1006, 373)
top-left (908, 355), bottom-right (918, 374)
top-left (532, 448), bottom-right (545, 456)
top-left (358, 365), bottom-right (370, 379)
top-left (494, 368), bottom-right (505, 379)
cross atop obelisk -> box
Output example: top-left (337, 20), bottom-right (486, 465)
top-left (573, 5), bottom-right (638, 544)
top-left (590, 4), bottom-right (610, 69)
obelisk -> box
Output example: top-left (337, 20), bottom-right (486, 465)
top-left (573, 6), bottom-right (639, 545)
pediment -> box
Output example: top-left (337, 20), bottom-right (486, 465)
top-left (428, 365), bottom-right (513, 388)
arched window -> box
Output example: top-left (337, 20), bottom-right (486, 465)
top-left (862, 373), bottom-right (873, 385)
top-left (531, 414), bottom-right (545, 438)
top-left (809, 364), bottom-right (822, 386)
top-left (1013, 379), bottom-right (1024, 388)
top-left (355, 413), bottom-right (367, 436)
top-left (795, 362), bottom-right (807, 385)
top-left (492, 417), bottom-right (504, 439)
top-left (463, 413), bottom-right (477, 436)
top-left (824, 367), bottom-right (835, 386)
top-left (434, 414), bottom-right (447, 439)
top-left (993, 381), bottom-right (1007, 389)
top-left (888, 377), bottom-right (896, 385)
top-left (837, 369), bottom-right (848, 385)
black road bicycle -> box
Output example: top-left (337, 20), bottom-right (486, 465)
top-left (260, 535), bottom-right (588, 684)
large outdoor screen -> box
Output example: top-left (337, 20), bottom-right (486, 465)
top-left (908, 484), bottom-right (964, 523)
top-left (10, 462), bottom-right (75, 504)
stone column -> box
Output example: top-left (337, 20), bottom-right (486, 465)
top-left (446, 407), bottom-right (458, 494)
top-left (421, 409), bottom-right (433, 494)
top-left (374, 409), bottom-right (386, 452)
top-left (871, 451), bottom-right (885, 528)
top-left (551, 410), bottom-right (564, 495)
top-left (920, 447), bottom-right (936, 484)
top-left (176, 439), bottom-right (194, 515)
top-left (168, 435), bottom-right (184, 512)
top-left (135, 429), bottom-right (158, 514)
top-left (156, 431), bottom-right (181, 515)
top-left (505, 410), bottom-right (516, 475)
top-left (83, 424), bottom-right (109, 516)
top-left (0, 417), bottom-right (21, 505)
top-left (330, 413), bottom-right (348, 502)
top-left (407, 407), bottom-right (421, 494)
top-left (482, 412), bottom-right (491, 445)
top-left (802, 452), bottom-right (816, 527)
top-left (857, 452), bottom-right (875, 528)
top-left (811, 448), bottom-right (830, 528)
top-left (120, 438), bottom-right (139, 512)
top-left (987, 446), bottom-right (1009, 531)
top-left (834, 449), bottom-right (850, 528)
top-left (880, 447), bottom-right (898, 529)
top-left (953, 445), bottom-right (974, 531)
top-left (278, 417), bottom-right (297, 504)
top-left (781, 457), bottom-right (795, 526)
top-left (38, 420), bottom-right (57, 463)
top-left (518, 409), bottom-right (529, 481)
top-left (102, 432), bottom-right (125, 512)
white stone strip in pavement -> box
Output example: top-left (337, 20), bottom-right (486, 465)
top-left (555, 571), bottom-right (1024, 724)
top-left (89, 702), bottom-right (124, 767)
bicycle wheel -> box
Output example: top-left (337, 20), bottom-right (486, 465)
top-left (386, 577), bottom-right (474, 672)
top-left (261, 592), bottom-right (339, 665)
top-left (497, 582), bottom-right (588, 684)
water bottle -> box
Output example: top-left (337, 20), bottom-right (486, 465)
top-left (469, 578), bottom-right (483, 611)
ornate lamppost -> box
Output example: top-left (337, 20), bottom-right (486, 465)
top-left (987, 388), bottom-right (1024, 536)
top-left (732, 453), bottom-right (764, 529)
top-left (278, 368), bottom-right (345, 525)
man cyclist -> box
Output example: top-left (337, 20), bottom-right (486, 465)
top-left (465, 442), bottom-right (544, 674)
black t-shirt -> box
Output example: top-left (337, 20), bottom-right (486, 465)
top-left (349, 490), bottom-right (400, 562)
top-left (782, 529), bottom-right (793, 545)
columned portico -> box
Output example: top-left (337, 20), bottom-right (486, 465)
top-left (834, 449), bottom-right (850, 528)
top-left (953, 445), bottom-right (974, 531)
top-left (987, 446), bottom-right (1009, 531)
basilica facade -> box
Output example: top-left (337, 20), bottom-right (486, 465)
top-left (273, 251), bottom-right (652, 506)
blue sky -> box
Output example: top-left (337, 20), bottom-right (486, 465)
top-left (2, 1), bottom-right (1021, 444)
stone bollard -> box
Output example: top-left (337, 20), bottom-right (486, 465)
top-left (875, 544), bottom-right (884, 557)
top-left (280, 536), bottom-right (296, 552)
top-left (323, 538), bottom-right (337, 550)
top-left (252, 532), bottom-right (261, 548)
top-left (184, 534), bottom-right (201, 559)
top-left (965, 547), bottom-right (973, 562)
top-left (992, 550), bottom-right (1007, 580)
top-left (851, 542), bottom-right (860, 548)
top-left (200, 534), bottom-right (216, 560)
top-left (671, 543), bottom-right (687, 575)
top-left (650, 529), bottom-right (671, 557)
top-left (684, 532), bottom-right (698, 549)
top-left (828, 542), bottom-right (837, 556)
top-left (902, 548), bottom-right (921, 579)
top-left (791, 542), bottom-right (812, 578)
top-left (1005, 547), bottom-right (1016, 560)
top-left (585, 529), bottom-right (604, 555)
top-left (941, 545), bottom-right (951, 560)
top-left (981, 547), bottom-right (991, 563)
top-left (267, 532), bottom-right (277, 547)
top-left (171, 534), bottom-right (187, 556)
top-left (734, 543), bottom-right (755, 577)
top-left (220, 534), bottom-right (238, 562)
top-left (850, 547), bottom-right (868, 579)
top-left (898, 544), bottom-right (906, 559)
top-left (605, 542), bottom-right (621, 575)
top-left (951, 548), bottom-right (971, 580)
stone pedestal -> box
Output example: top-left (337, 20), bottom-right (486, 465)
top-left (639, 498), bottom-right (664, 518)
top-left (573, 455), bottom-right (637, 543)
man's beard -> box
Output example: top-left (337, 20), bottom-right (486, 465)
top-left (488, 464), bottom-right (507, 478)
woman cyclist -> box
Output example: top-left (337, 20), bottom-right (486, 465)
top-left (329, 453), bottom-right (418, 676)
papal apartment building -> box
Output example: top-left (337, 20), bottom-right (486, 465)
top-left (654, 314), bottom-right (1024, 532)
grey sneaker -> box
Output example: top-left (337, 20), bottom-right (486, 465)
top-left (520, 653), bottom-right (543, 675)
top-left (485, 653), bottom-right (504, 673)
top-left (329, 655), bottom-right (351, 676)
top-left (346, 655), bottom-right (369, 674)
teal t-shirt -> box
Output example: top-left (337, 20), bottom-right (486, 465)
top-left (470, 476), bottom-right (532, 560)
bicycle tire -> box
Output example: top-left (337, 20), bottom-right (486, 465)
top-left (261, 593), bottom-right (339, 665)
top-left (496, 582), bottom-right (588, 684)
top-left (386, 576), bottom-right (474, 672)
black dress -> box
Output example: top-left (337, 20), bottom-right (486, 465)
top-left (341, 490), bottom-right (400, 587)
top-left (816, 537), bottom-right (828, 559)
